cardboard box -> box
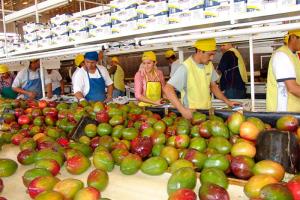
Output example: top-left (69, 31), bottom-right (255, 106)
top-left (88, 14), bottom-right (111, 28)
top-left (89, 27), bottom-right (112, 38)
top-left (234, 0), bottom-right (247, 13)
top-left (168, 0), bottom-right (191, 14)
top-left (204, 0), bottom-right (230, 18)
top-left (169, 10), bottom-right (192, 24)
top-left (38, 38), bottom-right (52, 48)
top-left (247, 0), bottom-right (264, 12)
top-left (50, 14), bottom-right (72, 26)
top-left (68, 17), bottom-right (88, 32)
top-left (52, 34), bottom-right (70, 45)
top-left (111, 8), bottom-right (138, 25)
top-left (110, 0), bottom-right (140, 13)
top-left (24, 41), bottom-right (39, 50)
top-left (23, 23), bottom-right (44, 34)
top-left (36, 28), bottom-right (52, 39)
top-left (137, 1), bottom-right (168, 19)
top-left (111, 21), bottom-right (138, 34)
top-left (137, 15), bottom-right (169, 29)
top-left (51, 24), bottom-right (69, 36)
top-left (69, 30), bottom-right (89, 42)
top-left (23, 32), bottom-right (38, 43)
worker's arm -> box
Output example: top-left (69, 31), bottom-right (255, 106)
top-left (210, 82), bottom-right (239, 107)
top-left (46, 83), bottom-right (53, 99)
top-left (108, 65), bottom-right (117, 75)
top-left (164, 83), bottom-right (193, 119)
top-left (104, 84), bottom-right (113, 103)
top-left (285, 80), bottom-right (300, 97)
top-left (13, 87), bottom-right (36, 99)
top-left (60, 80), bottom-right (65, 95)
top-left (74, 92), bottom-right (85, 101)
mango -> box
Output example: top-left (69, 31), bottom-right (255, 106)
top-left (35, 191), bottom-right (64, 200)
top-left (93, 150), bottom-right (114, 172)
top-left (170, 159), bottom-right (194, 173)
top-left (200, 168), bottom-right (229, 189)
top-left (120, 154), bottom-right (142, 175)
top-left (22, 168), bottom-right (52, 187)
top-left (141, 156), bottom-right (168, 175)
top-left (87, 169), bottom-right (109, 191)
top-left (167, 167), bottom-right (196, 195)
top-left (0, 159), bottom-right (18, 177)
top-left (53, 178), bottom-right (84, 199)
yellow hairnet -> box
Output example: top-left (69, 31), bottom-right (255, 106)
top-left (284, 30), bottom-right (300, 44)
top-left (194, 38), bottom-right (217, 51)
top-left (111, 57), bottom-right (120, 63)
top-left (164, 50), bottom-right (175, 58)
top-left (0, 64), bottom-right (8, 74)
top-left (75, 54), bottom-right (84, 67)
top-left (142, 51), bottom-right (157, 62)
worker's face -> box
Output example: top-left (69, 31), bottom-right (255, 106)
top-left (111, 61), bottom-right (118, 67)
top-left (220, 44), bottom-right (232, 53)
top-left (166, 57), bottom-right (173, 65)
top-left (197, 50), bottom-right (216, 65)
top-left (1, 72), bottom-right (9, 79)
top-left (142, 60), bottom-right (156, 73)
top-left (85, 59), bottom-right (97, 70)
top-left (30, 60), bottom-right (40, 71)
top-left (290, 35), bottom-right (300, 51)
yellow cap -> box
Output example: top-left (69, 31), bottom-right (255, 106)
top-left (111, 56), bottom-right (120, 63)
top-left (142, 51), bottom-right (157, 62)
top-left (75, 54), bottom-right (84, 67)
top-left (193, 38), bottom-right (217, 51)
top-left (284, 30), bottom-right (300, 44)
top-left (0, 64), bottom-right (8, 74)
top-left (164, 50), bottom-right (175, 58)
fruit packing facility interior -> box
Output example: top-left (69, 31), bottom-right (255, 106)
top-left (0, 0), bottom-right (300, 200)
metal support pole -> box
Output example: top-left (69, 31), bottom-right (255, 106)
top-left (1, 0), bottom-right (8, 56)
top-left (40, 60), bottom-right (46, 98)
top-left (35, 0), bottom-right (39, 23)
top-left (178, 48), bottom-right (184, 63)
top-left (229, 0), bottom-right (235, 25)
top-left (249, 35), bottom-right (255, 111)
top-left (79, 1), bottom-right (82, 12)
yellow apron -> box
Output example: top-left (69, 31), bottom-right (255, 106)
top-left (228, 48), bottom-right (248, 83)
top-left (181, 56), bottom-right (213, 109)
top-left (266, 45), bottom-right (300, 112)
top-left (113, 65), bottom-right (125, 92)
top-left (138, 71), bottom-right (162, 107)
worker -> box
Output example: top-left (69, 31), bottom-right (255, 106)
top-left (218, 42), bottom-right (248, 99)
top-left (164, 38), bottom-right (239, 119)
top-left (134, 51), bottom-right (166, 106)
top-left (46, 69), bottom-right (64, 96)
top-left (12, 60), bottom-right (52, 100)
top-left (165, 50), bottom-right (181, 77)
top-left (108, 56), bottom-right (125, 98)
top-left (266, 30), bottom-right (300, 112)
top-left (69, 54), bottom-right (84, 82)
top-left (0, 64), bottom-right (17, 99)
top-left (73, 51), bottom-right (113, 102)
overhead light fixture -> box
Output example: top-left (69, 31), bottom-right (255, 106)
top-left (4, 0), bottom-right (70, 23)
top-left (22, 1), bottom-right (28, 5)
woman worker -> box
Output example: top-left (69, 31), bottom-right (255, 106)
top-left (134, 51), bottom-right (165, 106)
top-left (0, 64), bottom-right (17, 99)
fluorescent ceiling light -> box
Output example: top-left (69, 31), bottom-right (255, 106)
top-left (73, 5), bottom-right (110, 17)
top-left (4, 0), bottom-right (70, 23)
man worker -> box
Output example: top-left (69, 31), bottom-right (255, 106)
top-left (218, 42), bottom-right (248, 99)
top-left (12, 59), bottom-right (52, 100)
top-left (46, 69), bottom-right (64, 96)
top-left (73, 51), bottom-right (113, 102)
top-left (165, 50), bottom-right (181, 77)
top-left (164, 38), bottom-right (239, 119)
top-left (109, 56), bottom-right (125, 98)
top-left (266, 30), bottom-right (300, 112)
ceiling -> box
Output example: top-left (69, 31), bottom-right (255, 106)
top-left (1, 0), bottom-right (110, 22)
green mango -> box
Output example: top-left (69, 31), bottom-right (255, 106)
top-left (203, 154), bottom-right (230, 172)
top-left (0, 159), bottom-right (18, 177)
top-left (141, 157), bottom-right (168, 175)
top-left (200, 168), bottom-right (229, 189)
top-left (167, 167), bottom-right (196, 195)
top-left (93, 151), bottom-right (114, 172)
top-left (170, 159), bottom-right (194, 173)
top-left (35, 149), bottom-right (64, 166)
top-left (208, 136), bottom-right (232, 154)
top-left (120, 154), bottom-right (142, 175)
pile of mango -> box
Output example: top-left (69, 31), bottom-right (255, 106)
top-left (0, 98), bottom-right (299, 200)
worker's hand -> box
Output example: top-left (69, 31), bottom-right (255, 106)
top-left (153, 99), bottom-right (163, 106)
top-left (27, 91), bottom-right (37, 100)
top-left (104, 96), bottom-right (113, 104)
top-left (180, 107), bottom-right (194, 120)
top-left (226, 100), bottom-right (241, 108)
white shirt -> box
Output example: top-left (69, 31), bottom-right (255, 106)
top-left (47, 70), bottom-right (62, 91)
top-left (71, 68), bottom-right (80, 84)
top-left (170, 59), bottom-right (181, 77)
top-left (12, 67), bottom-right (51, 89)
top-left (272, 51), bottom-right (296, 111)
top-left (72, 65), bottom-right (113, 96)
